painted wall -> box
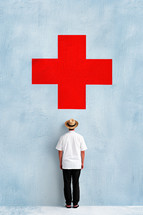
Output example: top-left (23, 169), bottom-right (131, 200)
top-left (0, 0), bottom-right (143, 206)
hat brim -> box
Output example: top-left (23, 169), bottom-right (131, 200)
top-left (65, 120), bottom-right (78, 129)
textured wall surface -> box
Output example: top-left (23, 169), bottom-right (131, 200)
top-left (0, 0), bottom-right (143, 206)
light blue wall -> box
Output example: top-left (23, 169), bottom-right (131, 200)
top-left (0, 0), bottom-right (143, 206)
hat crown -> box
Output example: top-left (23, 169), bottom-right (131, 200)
top-left (69, 118), bottom-right (75, 125)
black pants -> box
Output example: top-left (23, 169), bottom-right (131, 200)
top-left (62, 169), bottom-right (81, 205)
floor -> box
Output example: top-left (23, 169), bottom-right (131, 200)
top-left (0, 206), bottom-right (143, 215)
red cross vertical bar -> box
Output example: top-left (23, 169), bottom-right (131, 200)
top-left (32, 35), bottom-right (112, 109)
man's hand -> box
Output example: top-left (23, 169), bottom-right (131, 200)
top-left (60, 163), bottom-right (62, 170)
top-left (81, 163), bottom-right (84, 169)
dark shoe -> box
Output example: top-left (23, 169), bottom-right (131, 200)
top-left (73, 204), bottom-right (79, 208)
top-left (65, 204), bottom-right (71, 208)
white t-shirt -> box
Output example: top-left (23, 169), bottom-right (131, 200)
top-left (56, 130), bottom-right (87, 169)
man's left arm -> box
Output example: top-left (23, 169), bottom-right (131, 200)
top-left (58, 150), bottom-right (63, 169)
top-left (81, 150), bottom-right (85, 169)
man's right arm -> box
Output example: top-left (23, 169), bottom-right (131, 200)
top-left (58, 150), bottom-right (63, 170)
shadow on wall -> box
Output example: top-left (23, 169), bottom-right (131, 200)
top-left (46, 123), bottom-right (67, 206)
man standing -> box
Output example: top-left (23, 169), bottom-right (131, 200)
top-left (56, 118), bottom-right (87, 208)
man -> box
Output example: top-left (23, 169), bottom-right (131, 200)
top-left (56, 118), bottom-right (87, 208)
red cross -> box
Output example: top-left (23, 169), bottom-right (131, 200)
top-left (32, 35), bottom-right (112, 109)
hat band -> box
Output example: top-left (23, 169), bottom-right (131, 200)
top-left (67, 122), bottom-right (76, 127)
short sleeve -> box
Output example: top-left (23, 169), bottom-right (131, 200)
top-left (80, 136), bottom-right (88, 151)
top-left (56, 136), bottom-right (63, 151)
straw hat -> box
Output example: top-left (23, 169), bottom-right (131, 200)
top-left (65, 118), bottom-right (78, 129)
